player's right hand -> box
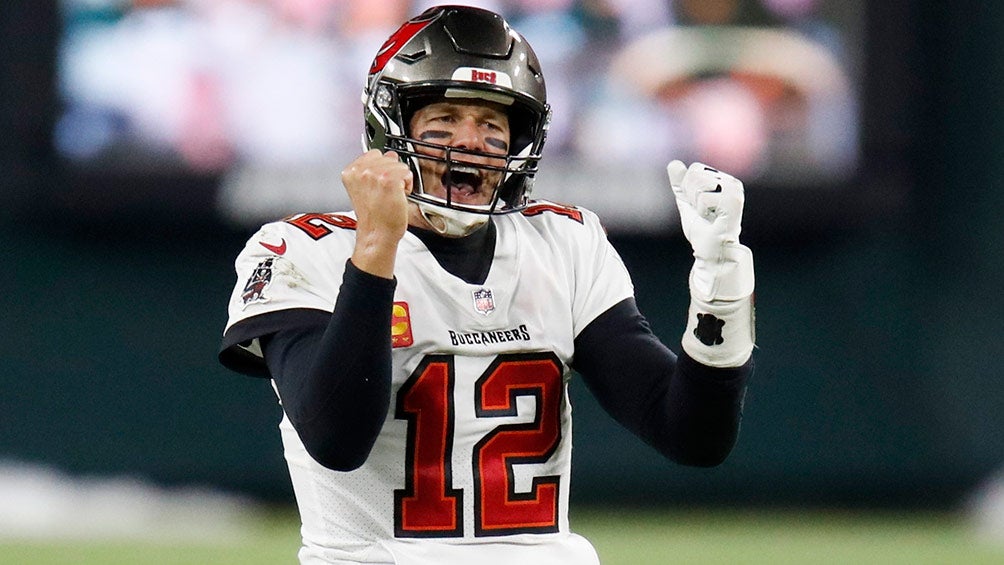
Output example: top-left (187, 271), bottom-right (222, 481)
top-left (342, 149), bottom-right (413, 241)
top-left (342, 150), bottom-right (413, 278)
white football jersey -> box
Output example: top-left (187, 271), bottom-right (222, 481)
top-left (223, 201), bottom-right (634, 565)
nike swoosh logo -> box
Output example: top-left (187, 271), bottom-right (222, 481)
top-left (259, 238), bottom-right (287, 255)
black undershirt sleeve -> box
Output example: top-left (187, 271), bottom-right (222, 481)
top-left (261, 260), bottom-right (396, 472)
top-left (249, 263), bottom-right (749, 471)
top-left (571, 297), bottom-right (752, 467)
top-left (248, 224), bottom-right (492, 472)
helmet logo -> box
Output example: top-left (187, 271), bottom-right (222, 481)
top-left (472, 69), bottom-right (496, 84)
top-left (452, 67), bottom-right (513, 88)
top-left (369, 14), bottom-right (438, 76)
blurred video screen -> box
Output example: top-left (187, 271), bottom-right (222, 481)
top-left (56, 0), bottom-right (864, 233)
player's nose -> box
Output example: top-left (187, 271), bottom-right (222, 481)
top-left (450, 117), bottom-right (487, 153)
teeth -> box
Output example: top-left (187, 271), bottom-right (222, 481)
top-left (450, 165), bottom-right (479, 175)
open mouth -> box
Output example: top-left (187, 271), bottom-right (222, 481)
top-left (442, 165), bottom-right (483, 201)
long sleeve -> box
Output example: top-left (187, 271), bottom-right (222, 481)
top-left (262, 260), bottom-right (396, 471)
top-left (571, 297), bottom-right (752, 467)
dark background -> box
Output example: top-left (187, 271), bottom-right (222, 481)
top-left (2, 1), bottom-right (1002, 509)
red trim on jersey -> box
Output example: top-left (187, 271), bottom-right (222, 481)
top-left (521, 202), bottom-right (584, 224)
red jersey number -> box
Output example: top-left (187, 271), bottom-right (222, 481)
top-left (394, 353), bottom-right (563, 538)
top-left (284, 213), bottom-right (357, 239)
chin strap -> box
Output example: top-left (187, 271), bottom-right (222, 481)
top-left (417, 202), bottom-right (489, 237)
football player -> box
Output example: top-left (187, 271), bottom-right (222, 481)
top-left (219, 5), bottom-right (755, 564)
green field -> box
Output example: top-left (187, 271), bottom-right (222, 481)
top-left (2, 507), bottom-right (1002, 565)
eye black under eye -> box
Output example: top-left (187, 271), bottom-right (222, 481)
top-left (485, 138), bottom-right (508, 150)
top-left (418, 130), bottom-right (451, 141)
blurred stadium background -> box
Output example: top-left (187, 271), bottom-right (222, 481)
top-left (2, 0), bottom-right (1004, 562)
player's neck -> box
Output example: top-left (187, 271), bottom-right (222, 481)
top-left (408, 221), bottom-right (495, 285)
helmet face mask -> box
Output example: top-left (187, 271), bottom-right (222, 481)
top-left (363, 6), bottom-right (550, 235)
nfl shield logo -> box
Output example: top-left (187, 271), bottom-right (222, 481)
top-left (472, 288), bottom-right (495, 316)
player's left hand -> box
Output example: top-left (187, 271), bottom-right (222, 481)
top-left (667, 160), bottom-right (744, 258)
top-left (667, 160), bottom-right (753, 302)
top-left (668, 160), bottom-right (755, 367)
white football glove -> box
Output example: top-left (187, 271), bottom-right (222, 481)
top-left (668, 160), bottom-right (753, 301)
top-left (668, 160), bottom-right (755, 367)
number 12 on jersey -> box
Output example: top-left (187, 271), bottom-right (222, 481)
top-left (394, 352), bottom-right (564, 538)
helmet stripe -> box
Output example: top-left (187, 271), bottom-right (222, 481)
top-left (369, 13), bottom-right (439, 76)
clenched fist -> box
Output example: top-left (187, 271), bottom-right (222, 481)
top-left (342, 150), bottom-right (414, 278)
top-left (668, 160), bottom-right (755, 368)
top-left (667, 160), bottom-right (753, 302)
